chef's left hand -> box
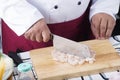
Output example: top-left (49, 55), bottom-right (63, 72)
top-left (91, 13), bottom-right (116, 39)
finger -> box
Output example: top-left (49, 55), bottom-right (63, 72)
top-left (35, 32), bottom-right (43, 42)
top-left (24, 32), bottom-right (31, 40)
top-left (42, 30), bottom-right (51, 42)
top-left (30, 33), bottom-right (36, 41)
top-left (91, 23), bottom-right (98, 39)
top-left (91, 17), bottom-right (101, 39)
top-left (99, 18), bottom-right (107, 39)
top-left (106, 19), bottom-right (115, 38)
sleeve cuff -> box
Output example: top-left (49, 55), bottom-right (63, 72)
top-left (17, 12), bottom-right (44, 36)
top-left (1, 0), bottom-right (44, 36)
top-left (4, 11), bottom-right (44, 36)
top-left (89, 9), bottom-right (116, 21)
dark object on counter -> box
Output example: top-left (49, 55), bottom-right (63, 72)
top-left (112, 6), bottom-right (120, 36)
top-left (8, 51), bottom-right (23, 66)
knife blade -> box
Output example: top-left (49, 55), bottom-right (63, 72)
top-left (51, 34), bottom-right (93, 58)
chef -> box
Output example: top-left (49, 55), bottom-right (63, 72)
top-left (0, 0), bottom-right (119, 54)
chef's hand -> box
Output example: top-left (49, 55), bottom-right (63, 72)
top-left (91, 13), bottom-right (116, 39)
top-left (24, 18), bottom-right (51, 42)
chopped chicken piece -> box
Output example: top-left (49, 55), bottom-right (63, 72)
top-left (51, 48), bottom-right (95, 65)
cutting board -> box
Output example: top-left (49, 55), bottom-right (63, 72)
top-left (30, 40), bottom-right (120, 80)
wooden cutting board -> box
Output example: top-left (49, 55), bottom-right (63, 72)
top-left (30, 39), bottom-right (120, 80)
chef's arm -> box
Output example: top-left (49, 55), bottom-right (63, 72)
top-left (89, 0), bottom-right (120, 39)
top-left (0, 0), bottom-right (44, 36)
top-left (90, 0), bottom-right (120, 20)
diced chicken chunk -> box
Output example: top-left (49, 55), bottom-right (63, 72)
top-left (51, 48), bottom-right (95, 65)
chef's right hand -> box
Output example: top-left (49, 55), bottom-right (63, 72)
top-left (24, 18), bottom-right (51, 42)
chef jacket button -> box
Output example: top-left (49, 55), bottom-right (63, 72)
top-left (54, 5), bottom-right (58, 9)
top-left (78, 1), bottom-right (81, 5)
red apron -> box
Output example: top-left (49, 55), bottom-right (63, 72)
top-left (2, 1), bottom-right (94, 54)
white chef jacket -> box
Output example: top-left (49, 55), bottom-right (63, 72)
top-left (0, 0), bottom-right (119, 36)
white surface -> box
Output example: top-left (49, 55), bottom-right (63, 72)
top-left (90, 74), bottom-right (104, 80)
top-left (103, 71), bottom-right (118, 78)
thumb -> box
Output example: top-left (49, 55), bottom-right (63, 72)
top-left (42, 31), bottom-right (51, 42)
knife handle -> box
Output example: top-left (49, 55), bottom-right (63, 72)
top-left (50, 34), bottom-right (54, 40)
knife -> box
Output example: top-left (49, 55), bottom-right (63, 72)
top-left (51, 34), bottom-right (93, 58)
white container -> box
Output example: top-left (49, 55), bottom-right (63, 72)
top-left (17, 62), bottom-right (35, 80)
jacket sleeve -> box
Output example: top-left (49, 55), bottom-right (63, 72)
top-left (90, 0), bottom-right (120, 20)
top-left (0, 0), bottom-right (44, 36)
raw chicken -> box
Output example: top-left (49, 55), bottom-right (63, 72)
top-left (52, 34), bottom-right (96, 65)
top-left (51, 47), bottom-right (95, 65)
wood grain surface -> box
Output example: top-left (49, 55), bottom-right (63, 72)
top-left (30, 39), bottom-right (120, 80)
